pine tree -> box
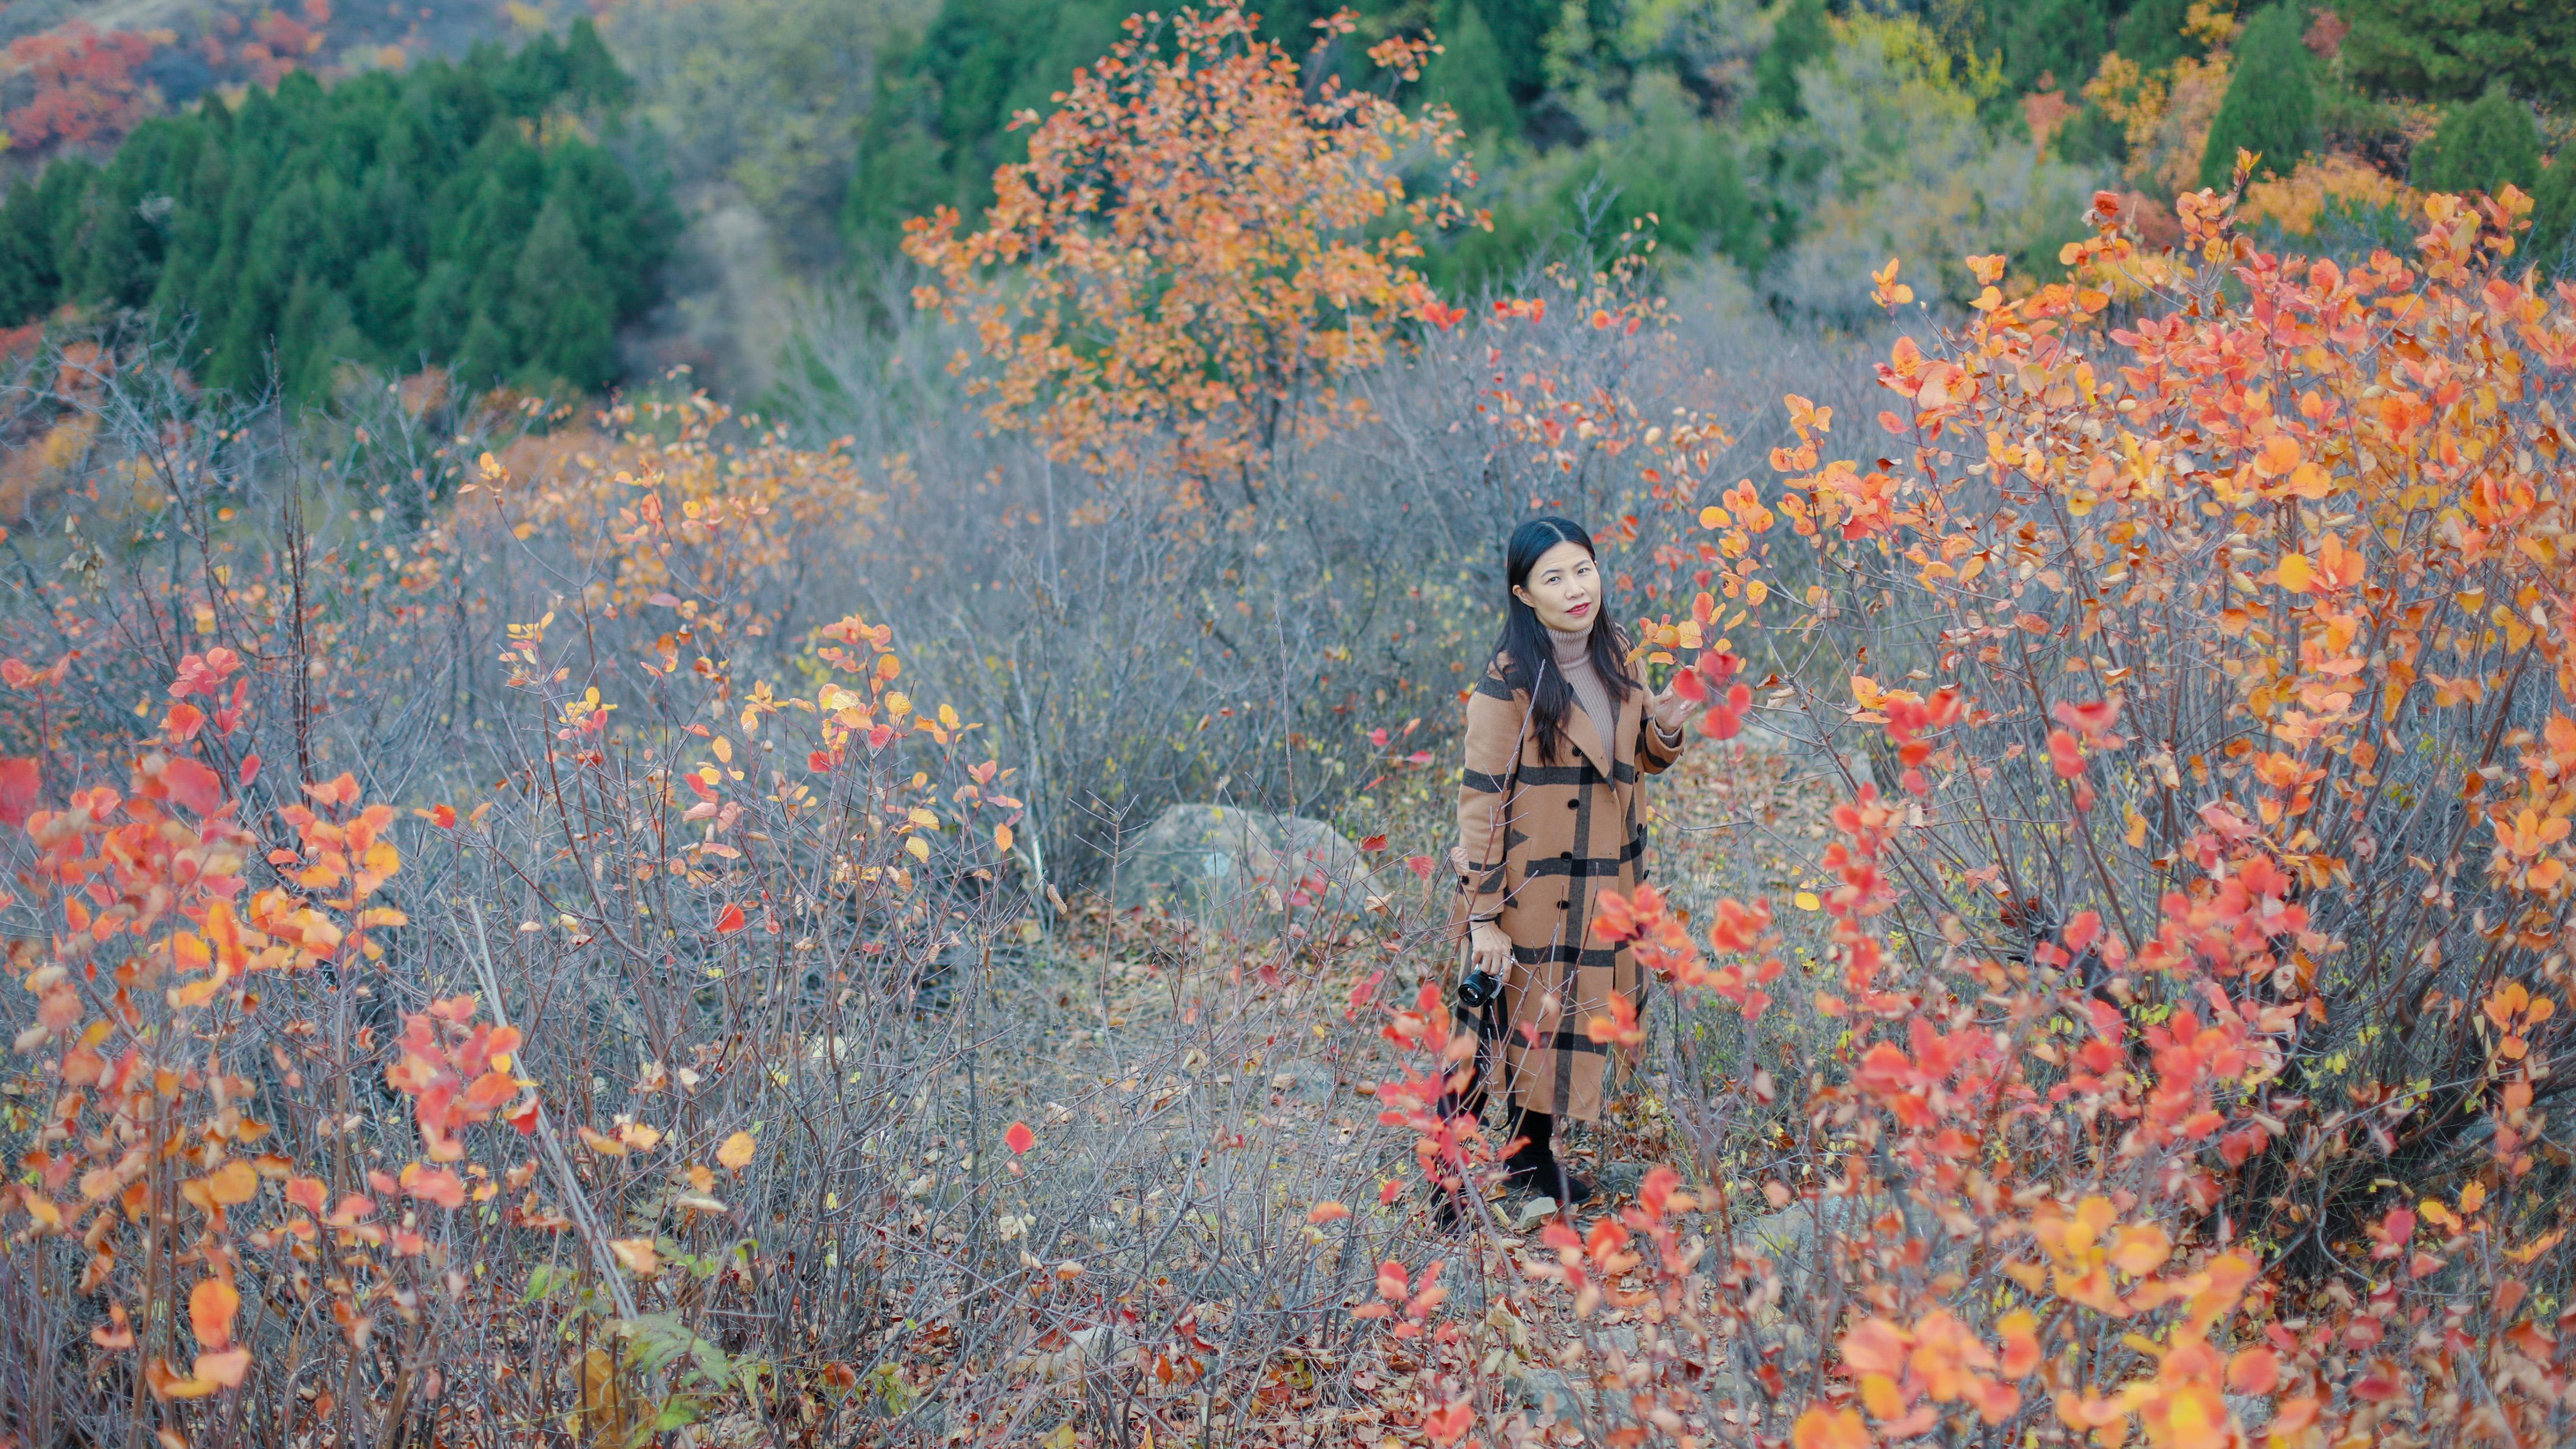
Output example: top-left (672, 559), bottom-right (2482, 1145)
top-left (2113, 0), bottom-right (2200, 73)
top-left (2532, 154), bottom-right (2576, 279)
top-left (2343, 0), bottom-right (2575, 108)
top-left (1429, 0), bottom-right (1519, 141)
top-left (2001, 0), bottom-right (2110, 93)
top-left (2411, 86), bottom-right (2542, 196)
top-left (2199, 3), bottom-right (2316, 189)
top-left (0, 32), bottom-right (669, 400)
top-left (504, 191), bottom-right (617, 390)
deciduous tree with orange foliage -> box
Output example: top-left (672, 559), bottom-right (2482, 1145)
top-left (903, 1), bottom-right (1479, 485)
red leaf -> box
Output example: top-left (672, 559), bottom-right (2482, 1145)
top-left (238, 753), bottom-right (262, 788)
top-left (1405, 855), bottom-right (1435, 879)
top-left (1358, 834), bottom-right (1387, 852)
top-left (0, 756), bottom-right (37, 828)
top-left (163, 757), bottom-right (226, 816)
top-left (715, 903), bottom-right (747, 935)
top-left (1005, 1121), bottom-right (1036, 1154)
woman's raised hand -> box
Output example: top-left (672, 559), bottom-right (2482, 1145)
top-left (1647, 678), bottom-right (1705, 735)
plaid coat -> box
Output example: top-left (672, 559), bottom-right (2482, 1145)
top-left (1452, 658), bottom-right (1688, 1122)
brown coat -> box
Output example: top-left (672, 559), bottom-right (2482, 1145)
top-left (1452, 659), bottom-right (1687, 1122)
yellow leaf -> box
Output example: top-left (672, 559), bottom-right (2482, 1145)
top-left (610, 1237), bottom-right (660, 1276)
top-left (995, 823), bottom-right (1014, 853)
top-left (717, 1130), bottom-right (757, 1171)
top-left (906, 836), bottom-right (932, 862)
top-left (205, 1159), bottom-right (260, 1207)
top-left (2278, 553), bottom-right (2316, 593)
top-left (1794, 892), bottom-right (1821, 912)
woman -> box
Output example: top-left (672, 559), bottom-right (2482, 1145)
top-left (1451, 516), bottom-right (1702, 1208)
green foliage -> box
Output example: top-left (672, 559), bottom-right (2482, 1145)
top-left (1991, 0), bottom-right (2108, 94)
top-left (1427, 76), bottom-right (1768, 287)
top-left (2410, 86), bottom-right (2543, 196)
top-left (1430, 0), bottom-right (1522, 141)
top-left (2533, 153), bottom-right (2576, 278)
top-left (1753, 0), bottom-right (1831, 118)
top-left (2111, 0), bottom-right (2201, 72)
top-left (598, 0), bottom-right (912, 267)
top-left (2054, 99), bottom-right (2129, 166)
top-left (2198, 3), bottom-right (2315, 189)
top-left (1764, 12), bottom-right (2103, 324)
top-left (839, 0), bottom-right (1128, 252)
top-left (0, 24), bottom-right (672, 399)
top-left (2342, 0), bottom-right (2576, 107)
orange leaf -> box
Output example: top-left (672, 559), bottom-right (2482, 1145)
top-left (1005, 1121), bottom-right (1036, 1154)
top-left (1793, 1407), bottom-right (1870, 1449)
top-left (716, 903), bottom-right (747, 935)
top-left (189, 1278), bottom-right (239, 1350)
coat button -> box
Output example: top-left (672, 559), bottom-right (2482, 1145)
top-left (1560, 850), bottom-right (1573, 859)
top-left (1557, 899), bottom-right (1570, 909)
top-left (1566, 799), bottom-right (1578, 809)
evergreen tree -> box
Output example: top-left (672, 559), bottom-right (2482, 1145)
top-left (2411, 86), bottom-right (2543, 196)
top-left (2198, 3), bottom-right (2315, 189)
top-left (1754, 0), bottom-right (1832, 119)
top-left (1999, 0), bottom-right (2110, 93)
top-left (2343, 0), bottom-right (2575, 108)
top-left (2113, 0), bottom-right (2201, 72)
top-left (1429, 0), bottom-right (1519, 141)
top-left (0, 22), bottom-right (670, 400)
top-left (2532, 153), bottom-right (2576, 279)
top-left (505, 192), bottom-right (619, 390)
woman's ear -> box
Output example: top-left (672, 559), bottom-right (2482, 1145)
top-left (1510, 585), bottom-right (1532, 610)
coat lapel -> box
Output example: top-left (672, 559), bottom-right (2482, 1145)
top-left (1559, 690), bottom-right (1631, 782)
top-left (1563, 695), bottom-right (1609, 778)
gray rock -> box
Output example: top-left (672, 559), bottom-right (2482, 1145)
top-left (1736, 1194), bottom-right (1965, 1302)
top-left (1596, 1162), bottom-right (1648, 1200)
top-left (1112, 804), bottom-right (1390, 923)
top-left (1509, 1369), bottom-right (1588, 1422)
top-left (1267, 1060), bottom-right (1336, 1103)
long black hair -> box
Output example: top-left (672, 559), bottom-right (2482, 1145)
top-left (1491, 516), bottom-right (1635, 763)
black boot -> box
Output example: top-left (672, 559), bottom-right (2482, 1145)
top-left (1499, 1109), bottom-right (1594, 1208)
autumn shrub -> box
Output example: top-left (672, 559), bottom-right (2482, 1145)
top-left (1357, 181), bottom-right (2576, 1448)
top-left (0, 301), bottom-right (1515, 1448)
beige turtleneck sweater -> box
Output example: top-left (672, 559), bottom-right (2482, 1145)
top-left (1548, 625), bottom-right (1616, 757)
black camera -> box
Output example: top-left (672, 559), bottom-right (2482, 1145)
top-left (1456, 967), bottom-right (1501, 1012)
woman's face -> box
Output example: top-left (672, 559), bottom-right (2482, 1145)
top-left (1512, 540), bottom-right (1600, 634)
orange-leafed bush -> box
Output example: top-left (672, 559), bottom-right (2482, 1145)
top-left (3, 24), bottom-right (160, 153)
top-left (1366, 181), bottom-right (2575, 1448)
top-left (469, 391), bottom-right (879, 646)
top-left (903, 1), bottom-right (1478, 481)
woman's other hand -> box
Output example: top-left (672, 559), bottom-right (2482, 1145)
top-left (1469, 921), bottom-right (1512, 977)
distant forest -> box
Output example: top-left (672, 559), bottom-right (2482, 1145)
top-left (2, 0), bottom-right (2571, 399)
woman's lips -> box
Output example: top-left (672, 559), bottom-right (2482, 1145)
top-left (1566, 601), bottom-right (1592, 616)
